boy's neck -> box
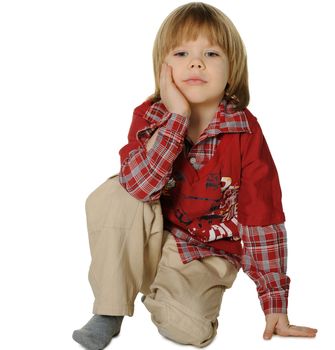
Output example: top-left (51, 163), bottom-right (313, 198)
top-left (188, 99), bottom-right (222, 130)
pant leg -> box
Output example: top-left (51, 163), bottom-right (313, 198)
top-left (85, 173), bottom-right (168, 316)
top-left (142, 231), bottom-right (238, 348)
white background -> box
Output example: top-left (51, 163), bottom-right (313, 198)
top-left (1, 0), bottom-right (334, 349)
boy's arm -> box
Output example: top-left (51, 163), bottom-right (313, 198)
top-left (238, 114), bottom-right (318, 338)
top-left (237, 115), bottom-right (289, 315)
top-left (118, 100), bottom-right (189, 202)
top-left (238, 222), bottom-right (290, 315)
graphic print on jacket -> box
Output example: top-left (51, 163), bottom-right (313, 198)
top-left (160, 134), bottom-right (242, 245)
top-left (162, 173), bottom-right (240, 243)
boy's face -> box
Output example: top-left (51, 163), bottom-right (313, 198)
top-left (164, 34), bottom-right (229, 105)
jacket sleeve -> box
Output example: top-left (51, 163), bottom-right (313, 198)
top-left (118, 100), bottom-right (189, 202)
top-left (238, 114), bottom-right (290, 315)
top-left (238, 117), bottom-right (285, 226)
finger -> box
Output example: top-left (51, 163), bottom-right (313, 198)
top-left (263, 318), bottom-right (277, 340)
top-left (165, 64), bottom-right (173, 83)
top-left (286, 325), bottom-right (318, 337)
top-left (160, 62), bottom-right (166, 86)
top-left (275, 324), bottom-right (318, 337)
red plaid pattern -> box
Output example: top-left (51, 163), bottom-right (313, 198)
top-left (238, 223), bottom-right (290, 314)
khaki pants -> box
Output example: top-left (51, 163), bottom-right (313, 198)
top-left (85, 174), bottom-right (238, 347)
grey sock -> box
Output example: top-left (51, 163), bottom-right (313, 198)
top-left (72, 315), bottom-right (124, 350)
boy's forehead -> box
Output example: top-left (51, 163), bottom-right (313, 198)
top-left (172, 35), bottom-right (220, 49)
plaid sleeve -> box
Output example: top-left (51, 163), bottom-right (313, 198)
top-left (238, 222), bottom-right (291, 315)
top-left (119, 112), bottom-right (189, 202)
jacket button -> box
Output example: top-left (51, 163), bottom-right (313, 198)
top-left (190, 157), bottom-right (196, 164)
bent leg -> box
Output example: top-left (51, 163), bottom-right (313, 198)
top-left (142, 232), bottom-right (238, 347)
top-left (85, 173), bottom-right (167, 316)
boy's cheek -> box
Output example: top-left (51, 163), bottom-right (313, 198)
top-left (164, 57), bottom-right (177, 69)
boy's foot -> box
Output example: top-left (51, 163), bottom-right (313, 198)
top-left (72, 315), bottom-right (124, 350)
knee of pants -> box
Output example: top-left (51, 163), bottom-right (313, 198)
top-left (143, 295), bottom-right (217, 348)
top-left (85, 174), bottom-right (142, 234)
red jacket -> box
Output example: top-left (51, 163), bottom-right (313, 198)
top-left (119, 99), bottom-right (285, 253)
top-left (159, 105), bottom-right (285, 255)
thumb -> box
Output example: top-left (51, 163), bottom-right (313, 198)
top-left (263, 318), bottom-right (276, 340)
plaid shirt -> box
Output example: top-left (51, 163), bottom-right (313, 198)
top-left (118, 99), bottom-right (290, 315)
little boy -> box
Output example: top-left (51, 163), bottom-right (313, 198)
top-left (73, 2), bottom-right (317, 349)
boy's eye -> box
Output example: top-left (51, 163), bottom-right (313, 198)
top-left (205, 51), bottom-right (220, 57)
top-left (173, 51), bottom-right (220, 57)
top-left (174, 52), bottom-right (188, 57)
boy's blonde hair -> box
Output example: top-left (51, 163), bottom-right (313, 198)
top-left (151, 2), bottom-right (249, 111)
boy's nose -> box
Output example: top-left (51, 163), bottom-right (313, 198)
top-left (190, 64), bottom-right (203, 68)
top-left (188, 56), bottom-right (205, 69)
top-left (189, 61), bottom-right (205, 70)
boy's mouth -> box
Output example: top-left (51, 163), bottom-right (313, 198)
top-left (184, 79), bottom-right (207, 85)
top-left (183, 76), bottom-right (207, 83)
top-left (183, 76), bottom-right (207, 85)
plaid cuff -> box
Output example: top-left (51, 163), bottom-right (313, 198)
top-left (260, 288), bottom-right (289, 315)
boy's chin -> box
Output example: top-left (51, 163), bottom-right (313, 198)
top-left (185, 95), bottom-right (216, 106)
top-left (181, 89), bottom-right (222, 105)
